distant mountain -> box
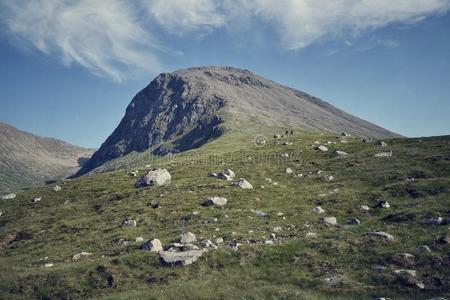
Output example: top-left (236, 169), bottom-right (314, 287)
top-left (0, 122), bottom-right (95, 193)
top-left (75, 66), bottom-right (400, 176)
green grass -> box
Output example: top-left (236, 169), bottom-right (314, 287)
top-left (1, 130), bottom-right (449, 299)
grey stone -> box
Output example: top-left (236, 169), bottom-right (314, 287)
top-left (135, 169), bottom-right (171, 187)
top-left (323, 217), bottom-right (337, 225)
top-left (312, 206), bottom-right (325, 214)
top-left (1, 193), bottom-right (16, 200)
top-left (367, 231), bottom-right (394, 242)
top-left (322, 275), bottom-right (344, 285)
top-left (158, 250), bottom-right (206, 266)
top-left (180, 232), bottom-right (197, 244)
top-left (142, 239), bottom-right (163, 252)
top-left (347, 218), bottom-right (361, 225)
top-left (202, 196), bottom-right (227, 207)
top-left (334, 150), bottom-right (348, 156)
top-left (317, 145), bottom-right (328, 152)
top-left (72, 252), bottom-right (93, 260)
top-left (53, 185), bottom-right (62, 192)
top-left (123, 219), bottom-right (137, 227)
top-left (233, 178), bottom-right (253, 189)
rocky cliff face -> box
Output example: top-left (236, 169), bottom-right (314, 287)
top-left (75, 66), bottom-right (400, 176)
top-left (0, 122), bottom-right (94, 193)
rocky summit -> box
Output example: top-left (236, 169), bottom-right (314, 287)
top-left (75, 67), bottom-right (399, 176)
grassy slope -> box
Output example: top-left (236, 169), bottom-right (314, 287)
top-left (0, 130), bottom-right (449, 300)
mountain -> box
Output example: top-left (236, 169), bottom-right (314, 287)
top-left (76, 66), bottom-right (400, 177)
top-left (0, 122), bottom-right (95, 193)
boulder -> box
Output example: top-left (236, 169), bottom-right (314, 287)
top-left (202, 196), bottom-right (227, 207)
top-left (233, 178), bottom-right (253, 189)
top-left (1, 193), bottom-right (16, 200)
top-left (323, 217), bottom-right (337, 226)
top-left (159, 250), bottom-right (206, 266)
top-left (317, 145), bottom-right (328, 152)
top-left (135, 169), bottom-right (171, 188)
top-left (141, 239), bottom-right (163, 252)
top-left (367, 231), bottom-right (395, 242)
top-left (180, 232), bottom-right (197, 244)
top-left (72, 252), bottom-right (93, 260)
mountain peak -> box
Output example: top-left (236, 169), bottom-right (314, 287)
top-left (74, 66), bottom-right (400, 177)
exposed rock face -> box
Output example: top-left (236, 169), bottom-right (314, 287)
top-left (0, 122), bottom-right (94, 193)
top-left (75, 66), bottom-right (400, 176)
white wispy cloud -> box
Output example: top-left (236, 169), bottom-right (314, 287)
top-left (1, 0), bottom-right (449, 81)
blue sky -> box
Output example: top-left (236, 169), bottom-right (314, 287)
top-left (1, 0), bottom-right (450, 148)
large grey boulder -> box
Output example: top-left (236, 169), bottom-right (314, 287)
top-left (158, 250), bottom-right (206, 266)
top-left (218, 169), bottom-right (235, 181)
top-left (135, 169), bottom-right (171, 188)
top-left (202, 196), bottom-right (227, 207)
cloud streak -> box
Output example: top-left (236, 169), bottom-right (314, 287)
top-left (1, 0), bottom-right (449, 81)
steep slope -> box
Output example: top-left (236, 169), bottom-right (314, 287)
top-left (0, 122), bottom-right (94, 193)
top-left (76, 66), bottom-right (400, 177)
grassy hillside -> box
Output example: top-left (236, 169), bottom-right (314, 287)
top-left (0, 130), bottom-right (449, 299)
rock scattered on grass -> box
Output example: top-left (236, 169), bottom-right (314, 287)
top-left (53, 185), bottom-right (62, 192)
top-left (323, 217), bottom-right (337, 226)
top-left (360, 205), bottom-right (370, 212)
top-left (374, 151), bottom-right (392, 157)
top-left (334, 150), bottom-right (348, 156)
top-left (135, 168), bottom-right (171, 187)
top-left (313, 206), bottom-right (325, 214)
top-left (423, 217), bottom-right (450, 225)
top-left (123, 219), bottom-right (137, 227)
top-left (218, 169), bottom-right (235, 181)
top-left (158, 250), bottom-right (206, 267)
top-left (180, 232), bottom-right (197, 244)
top-left (367, 231), bottom-right (395, 242)
top-left (322, 274), bottom-right (344, 285)
top-left (1, 193), bottom-right (16, 200)
top-left (32, 197), bottom-right (41, 203)
top-left (72, 252), bottom-right (93, 260)
top-left (317, 145), bottom-right (328, 152)
top-left (375, 200), bottom-right (390, 209)
top-left (233, 178), bottom-right (253, 189)
top-left (347, 218), bottom-right (361, 225)
top-left (251, 209), bottom-right (268, 218)
top-left (141, 239), bottom-right (163, 252)
top-left (202, 196), bottom-right (227, 207)
top-left (285, 167), bottom-right (293, 174)
top-left (416, 245), bottom-right (432, 253)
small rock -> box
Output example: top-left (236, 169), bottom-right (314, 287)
top-left (306, 232), bottom-right (317, 238)
top-left (72, 252), bottom-right (93, 260)
top-left (180, 232), bottom-right (197, 244)
top-left (375, 200), bottom-right (390, 209)
top-left (251, 209), bottom-right (268, 218)
top-left (379, 141), bottom-right (388, 147)
top-left (218, 169), bottom-right (235, 181)
top-left (123, 219), bottom-right (137, 227)
top-left (323, 217), bottom-right (337, 226)
top-left (322, 275), bottom-right (344, 285)
top-left (322, 175), bottom-right (334, 182)
top-left (215, 237), bottom-right (224, 244)
top-left (423, 217), bottom-right (449, 225)
top-left (416, 245), bottom-right (432, 253)
top-left (53, 185), bottom-right (62, 192)
top-left (394, 269), bottom-right (416, 277)
top-left (317, 145), bottom-right (328, 152)
top-left (360, 205), bottom-right (370, 212)
top-left (158, 250), bottom-right (206, 266)
top-left (32, 197), bottom-right (42, 203)
top-left (135, 168), bottom-right (171, 188)
top-left (1, 193), bottom-right (16, 200)
top-left (334, 150), bottom-right (348, 156)
top-left (135, 237), bottom-right (144, 243)
top-left (312, 206), bottom-right (325, 214)
top-left (202, 196), bottom-right (228, 207)
top-left (142, 239), bottom-right (163, 252)
top-left (273, 226), bottom-right (282, 233)
top-left (367, 231), bottom-right (395, 242)
top-left (232, 178), bottom-right (253, 189)
top-left (285, 167), bottom-right (293, 174)
top-left (281, 153), bottom-right (289, 158)
top-left (208, 172), bottom-right (218, 178)
top-left (346, 218), bottom-right (361, 225)
top-left (341, 132), bottom-right (351, 137)
top-left (44, 263), bottom-right (54, 268)
top-left (201, 239), bottom-right (218, 249)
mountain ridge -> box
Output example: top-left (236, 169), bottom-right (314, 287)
top-left (75, 66), bottom-right (401, 177)
top-left (0, 122), bottom-right (94, 193)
